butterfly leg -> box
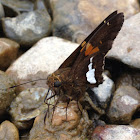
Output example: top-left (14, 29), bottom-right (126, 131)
top-left (44, 88), bottom-right (50, 103)
top-left (44, 89), bottom-right (56, 123)
top-left (51, 90), bottom-right (60, 122)
top-left (44, 103), bottom-right (50, 123)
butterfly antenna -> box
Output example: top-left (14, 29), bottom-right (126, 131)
top-left (3, 78), bottom-right (47, 90)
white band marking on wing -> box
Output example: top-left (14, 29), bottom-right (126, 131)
top-left (86, 57), bottom-right (96, 84)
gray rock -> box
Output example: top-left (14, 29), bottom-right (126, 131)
top-left (0, 3), bottom-right (4, 19)
top-left (34, 0), bottom-right (47, 11)
top-left (0, 38), bottom-right (19, 70)
top-left (116, 72), bottom-right (140, 92)
top-left (1, 0), bottom-right (34, 13)
top-left (107, 86), bottom-right (140, 124)
top-left (107, 12), bottom-right (140, 69)
top-left (2, 9), bottom-right (51, 46)
top-left (91, 73), bottom-right (115, 109)
top-left (0, 70), bottom-right (16, 115)
top-left (51, 0), bottom-right (139, 43)
top-left (6, 37), bottom-right (78, 90)
top-left (2, 4), bottom-right (19, 17)
top-left (9, 87), bottom-right (49, 129)
top-left (85, 92), bottom-right (105, 115)
top-left (92, 125), bottom-right (140, 140)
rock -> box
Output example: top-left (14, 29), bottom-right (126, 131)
top-left (92, 125), bottom-right (140, 140)
top-left (0, 4), bottom-right (5, 37)
top-left (0, 3), bottom-right (4, 19)
top-left (6, 37), bottom-right (78, 90)
top-left (2, 9), bottom-right (51, 46)
top-left (29, 101), bottom-right (92, 140)
top-left (85, 92), bottom-right (105, 115)
top-left (9, 87), bottom-right (49, 129)
top-left (0, 38), bottom-right (19, 70)
top-left (20, 132), bottom-right (29, 140)
top-left (0, 120), bottom-right (19, 140)
top-left (130, 119), bottom-right (140, 129)
top-left (34, 0), bottom-right (47, 11)
top-left (2, 4), bottom-right (19, 17)
top-left (50, 0), bottom-right (139, 43)
top-left (116, 72), bottom-right (140, 92)
top-left (107, 12), bottom-right (140, 69)
top-left (107, 86), bottom-right (140, 124)
top-left (84, 71), bottom-right (114, 115)
top-left (1, 0), bottom-right (34, 13)
top-left (0, 70), bottom-right (16, 115)
top-left (91, 73), bottom-right (115, 109)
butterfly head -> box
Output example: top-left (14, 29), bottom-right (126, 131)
top-left (47, 73), bottom-right (62, 90)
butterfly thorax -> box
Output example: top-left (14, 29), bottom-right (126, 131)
top-left (47, 67), bottom-right (86, 102)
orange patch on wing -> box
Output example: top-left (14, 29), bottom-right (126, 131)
top-left (81, 41), bottom-right (86, 47)
top-left (82, 42), bottom-right (100, 56)
top-left (80, 46), bottom-right (85, 52)
top-left (80, 41), bottom-right (86, 52)
top-left (85, 44), bottom-right (93, 56)
top-left (89, 47), bottom-right (99, 55)
top-left (86, 43), bottom-right (91, 50)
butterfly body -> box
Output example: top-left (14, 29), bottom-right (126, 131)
top-left (47, 67), bottom-right (86, 102)
top-left (46, 11), bottom-right (124, 106)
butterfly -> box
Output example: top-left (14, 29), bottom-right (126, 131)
top-left (45, 11), bottom-right (124, 115)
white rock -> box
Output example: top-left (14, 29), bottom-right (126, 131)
top-left (107, 12), bottom-right (140, 68)
top-left (92, 73), bottom-right (114, 104)
top-left (6, 37), bottom-right (78, 80)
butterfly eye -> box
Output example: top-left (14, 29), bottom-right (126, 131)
top-left (54, 81), bottom-right (61, 87)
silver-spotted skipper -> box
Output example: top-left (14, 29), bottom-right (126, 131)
top-left (45, 11), bottom-right (124, 113)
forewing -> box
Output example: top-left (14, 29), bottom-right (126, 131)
top-left (59, 11), bottom-right (120, 69)
top-left (71, 11), bottom-right (124, 86)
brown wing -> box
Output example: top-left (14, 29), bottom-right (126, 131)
top-left (70, 11), bottom-right (124, 86)
top-left (59, 11), bottom-right (120, 69)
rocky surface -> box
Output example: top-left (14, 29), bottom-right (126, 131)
top-left (107, 12), bottom-right (140, 69)
top-left (91, 73), bottom-right (115, 109)
top-left (107, 86), bottom-right (140, 124)
top-left (1, 0), bottom-right (34, 13)
top-left (2, 4), bottom-right (19, 17)
top-left (0, 3), bottom-right (4, 19)
top-left (9, 87), bottom-right (49, 129)
top-left (0, 38), bottom-right (19, 70)
top-left (0, 70), bottom-right (16, 115)
top-left (2, 9), bottom-right (51, 46)
top-left (29, 101), bottom-right (92, 140)
top-left (51, 0), bottom-right (139, 43)
top-left (130, 118), bottom-right (140, 129)
top-left (92, 125), bottom-right (140, 140)
top-left (116, 71), bottom-right (140, 92)
top-left (0, 120), bottom-right (19, 140)
top-left (34, 0), bottom-right (47, 11)
top-left (6, 37), bottom-right (78, 90)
